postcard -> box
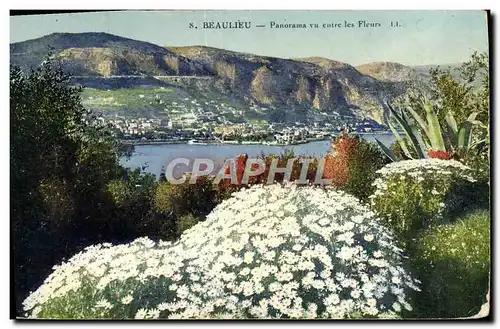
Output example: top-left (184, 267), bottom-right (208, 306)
top-left (10, 10), bottom-right (490, 320)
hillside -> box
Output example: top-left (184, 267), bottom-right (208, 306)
top-left (10, 32), bottom-right (210, 77)
top-left (166, 46), bottom-right (409, 122)
top-left (356, 62), bottom-right (421, 82)
top-left (10, 32), bottom-right (449, 123)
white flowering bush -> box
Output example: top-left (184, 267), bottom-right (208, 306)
top-left (369, 159), bottom-right (479, 242)
top-left (23, 184), bottom-right (419, 319)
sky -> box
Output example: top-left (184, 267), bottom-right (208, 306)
top-left (10, 10), bottom-right (489, 66)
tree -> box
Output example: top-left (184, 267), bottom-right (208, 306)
top-left (390, 52), bottom-right (490, 180)
top-left (10, 59), bottom-right (123, 312)
top-left (397, 51), bottom-right (489, 125)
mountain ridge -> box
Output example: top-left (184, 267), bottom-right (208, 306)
top-left (10, 32), bottom-right (451, 123)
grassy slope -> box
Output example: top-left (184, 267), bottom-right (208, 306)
top-left (80, 87), bottom-right (267, 122)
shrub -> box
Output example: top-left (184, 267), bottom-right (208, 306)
top-left (215, 151), bottom-right (318, 202)
top-left (38, 177), bottom-right (75, 230)
top-left (176, 214), bottom-right (200, 237)
top-left (323, 132), bottom-right (388, 202)
top-left (99, 171), bottom-right (158, 242)
top-left (105, 180), bottom-right (134, 207)
top-left (463, 150), bottom-right (490, 184)
top-left (148, 177), bottom-right (217, 240)
top-left (23, 184), bottom-right (419, 319)
top-left (408, 210), bottom-right (490, 318)
top-left (369, 159), bottom-right (479, 242)
top-left (341, 138), bottom-right (389, 201)
top-left (323, 132), bottom-right (357, 187)
top-left (154, 177), bottom-right (217, 218)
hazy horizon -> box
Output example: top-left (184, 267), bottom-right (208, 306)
top-left (10, 10), bottom-right (489, 66)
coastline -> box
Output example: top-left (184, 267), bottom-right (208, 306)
top-left (119, 138), bottom-right (327, 147)
top-left (119, 131), bottom-right (392, 147)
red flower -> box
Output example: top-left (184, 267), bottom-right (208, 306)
top-left (323, 131), bottom-right (359, 187)
top-left (427, 150), bottom-right (453, 160)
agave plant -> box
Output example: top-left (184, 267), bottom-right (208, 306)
top-left (445, 111), bottom-right (489, 155)
top-left (376, 97), bottom-right (486, 162)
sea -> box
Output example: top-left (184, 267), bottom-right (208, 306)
top-left (120, 133), bottom-right (396, 177)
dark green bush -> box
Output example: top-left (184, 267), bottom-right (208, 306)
top-left (106, 179), bottom-right (135, 207)
top-left (389, 139), bottom-right (418, 160)
top-left (176, 213), bottom-right (200, 236)
top-left (463, 150), bottom-right (490, 184)
top-left (442, 180), bottom-right (490, 220)
top-left (11, 61), bottom-right (127, 312)
top-left (342, 138), bottom-right (389, 201)
top-left (409, 209), bottom-right (490, 318)
top-left (38, 177), bottom-right (75, 231)
top-left (154, 176), bottom-right (217, 218)
top-left (150, 177), bottom-right (217, 240)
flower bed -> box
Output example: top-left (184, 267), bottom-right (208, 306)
top-left (369, 159), bottom-right (479, 242)
top-left (23, 184), bottom-right (419, 319)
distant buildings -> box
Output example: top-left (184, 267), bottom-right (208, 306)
top-left (96, 93), bottom-right (386, 142)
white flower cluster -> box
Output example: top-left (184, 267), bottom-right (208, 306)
top-left (23, 184), bottom-right (419, 319)
top-left (370, 159), bottom-right (475, 199)
top-left (374, 159), bottom-right (474, 185)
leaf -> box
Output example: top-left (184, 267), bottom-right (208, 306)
top-left (402, 106), bottom-right (429, 157)
top-left (457, 121), bottom-right (474, 151)
top-left (386, 102), bottom-right (425, 158)
top-left (406, 105), bottom-right (430, 137)
top-left (467, 112), bottom-right (479, 121)
top-left (375, 138), bottom-right (397, 162)
top-left (445, 111), bottom-right (458, 135)
top-left (411, 126), bottom-right (429, 158)
top-left (469, 120), bottom-right (487, 129)
top-left (444, 111), bottom-right (459, 152)
top-left (422, 98), bottom-right (446, 151)
top-left (386, 119), bottom-right (413, 159)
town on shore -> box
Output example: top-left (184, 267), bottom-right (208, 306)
top-left (104, 115), bottom-right (389, 147)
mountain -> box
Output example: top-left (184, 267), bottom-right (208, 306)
top-left (412, 63), bottom-right (463, 81)
top-left (356, 62), bottom-right (421, 82)
top-left (10, 32), bottom-right (210, 77)
top-left (10, 32), bottom-right (448, 123)
top-left (166, 46), bottom-right (411, 121)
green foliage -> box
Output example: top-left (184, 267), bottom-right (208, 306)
top-left (38, 177), bottom-right (75, 231)
top-left (422, 98), bottom-right (446, 151)
top-left (409, 210), bottom-right (490, 318)
top-left (432, 52), bottom-right (489, 124)
top-left (389, 139), bottom-right (418, 161)
top-left (106, 180), bottom-right (135, 207)
top-left (151, 178), bottom-right (217, 239)
top-left (462, 150), bottom-right (490, 184)
top-left (81, 87), bottom-right (176, 111)
top-left (176, 214), bottom-right (200, 237)
top-left (11, 59), bottom-right (125, 311)
top-left (387, 51), bottom-right (490, 166)
top-left (400, 52), bottom-right (489, 125)
top-left (105, 169), bottom-right (157, 216)
top-left (369, 160), bottom-right (481, 243)
top-left (154, 177), bottom-right (216, 217)
top-left (80, 86), bottom-right (267, 122)
top-left (381, 97), bottom-right (488, 163)
top-left (383, 101), bottom-right (428, 158)
top-left (10, 59), bottom-right (163, 314)
top-left (342, 138), bottom-right (389, 202)
top-left (375, 139), bottom-right (397, 162)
